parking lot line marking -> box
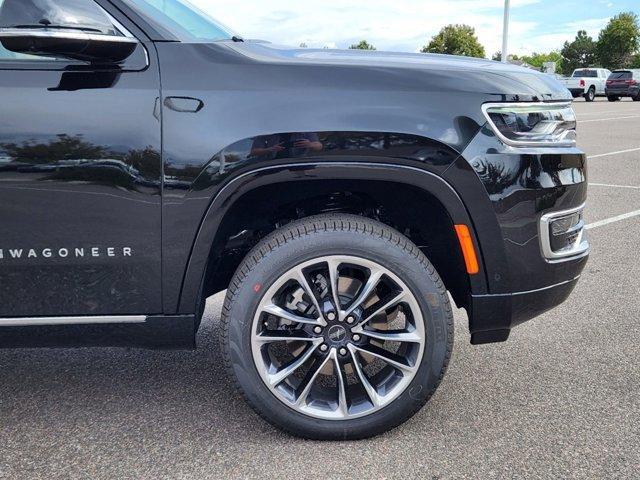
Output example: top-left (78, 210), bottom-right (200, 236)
top-left (589, 183), bottom-right (640, 190)
top-left (586, 209), bottom-right (640, 230)
top-left (588, 147), bottom-right (640, 159)
top-left (579, 115), bottom-right (640, 123)
top-left (576, 110), bottom-right (639, 117)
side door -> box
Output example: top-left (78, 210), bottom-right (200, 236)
top-left (0, 0), bottom-right (163, 319)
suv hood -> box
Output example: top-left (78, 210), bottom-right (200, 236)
top-left (226, 41), bottom-right (572, 102)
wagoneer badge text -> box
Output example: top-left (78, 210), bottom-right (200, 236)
top-left (0, 247), bottom-right (133, 260)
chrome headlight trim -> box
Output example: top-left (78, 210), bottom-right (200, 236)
top-left (482, 102), bottom-right (577, 148)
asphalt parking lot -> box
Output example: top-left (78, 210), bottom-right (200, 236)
top-left (1, 97), bottom-right (639, 480)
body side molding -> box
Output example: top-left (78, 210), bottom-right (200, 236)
top-left (0, 315), bottom-right (197, 349)
top-left (0, 315), bottom-right (147, 327)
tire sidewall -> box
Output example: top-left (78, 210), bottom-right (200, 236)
top-left (585, 87), bottom-right (595, 102)
top-left (225, 226), bottom-right (451, 439)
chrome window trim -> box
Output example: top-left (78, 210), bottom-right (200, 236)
top-left (0, 315), bottom-right (147, 327)
top-left (539, 203), bottom-right (589, 263)
top-left (481, 101), bottom-right (576, 148)
top-left (101, 4), bottom-right (137, 38)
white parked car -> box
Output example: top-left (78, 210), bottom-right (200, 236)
top-left (561, 68), bottom-right (611, 102)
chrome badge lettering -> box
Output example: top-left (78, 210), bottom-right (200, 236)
top-left (0, 247), bottom-right (133, 260)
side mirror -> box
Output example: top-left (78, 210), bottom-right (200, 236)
top-left (0, 0), bottom-right (138, 63)
top-left (0, 29), bottom-right (138, 63)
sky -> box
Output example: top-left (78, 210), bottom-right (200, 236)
top-left (189, 0), bottom-right (639, 57)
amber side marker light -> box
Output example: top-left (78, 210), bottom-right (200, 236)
top-left (454, 225), bottom-right (480, 275)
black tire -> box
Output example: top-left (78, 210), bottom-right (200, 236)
top-left (633, 94), bottom-right (640, 102)
top-left (607, 95), bottom-right (620, 102)
top-left (221, 214), bottom-right (454, 440)
top-left (584, 87), bottom-right (595, 102)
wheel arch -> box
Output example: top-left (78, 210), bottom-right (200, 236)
top-left (177, 161), bottom-right (489, 319)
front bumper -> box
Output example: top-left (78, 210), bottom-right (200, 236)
top-left (469, 270), bottom-right (584, 344)
top-left (606, 87), bottom-right (639, 97)
top-left (448, 123), bottom-right (589, 344)
top-left (469, 202), bottom-right (588, 344)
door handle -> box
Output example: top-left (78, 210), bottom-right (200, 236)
top-left (164, 96), bottom-right (204, 113)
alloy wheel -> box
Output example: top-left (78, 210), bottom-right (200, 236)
top-left (251, 255), bottom-right (426, 420)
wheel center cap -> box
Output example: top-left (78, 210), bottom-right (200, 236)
top-left (327, 325), bottom-right (347, 344)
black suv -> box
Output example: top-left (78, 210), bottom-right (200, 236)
top-left (0, 0), bottom-right (588, 439)
top-left (606, 69), bottom-right (640, 101)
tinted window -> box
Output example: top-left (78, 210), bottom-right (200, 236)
top-left (609, 71), bottom-right (632, 80)
top-left (0, 0), bottom-right (119, 35)
top-left (0, 43), bottom-right (47, 60)
top-left (572, 70), bottom-right (597, 78)
top-left (127, 0), bottom-right (235, 42)
top-left (0, 0), bottom-right (48, 60)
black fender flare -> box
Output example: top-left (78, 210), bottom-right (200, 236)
top-left (177, 161), bottom-right (489, 314)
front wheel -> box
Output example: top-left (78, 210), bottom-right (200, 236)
top-left (584, 87), bottom-right (596, 102)
top-left (221, 214), bottom-right (454, 439)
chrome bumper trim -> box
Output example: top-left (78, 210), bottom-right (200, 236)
top-left (539, 203), bottom-right (589, 262)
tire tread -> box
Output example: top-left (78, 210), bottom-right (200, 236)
top-left (220, 214), bottom-right (454, 439)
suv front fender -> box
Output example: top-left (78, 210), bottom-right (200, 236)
top-left (175, 161), bottom-right (490, 315)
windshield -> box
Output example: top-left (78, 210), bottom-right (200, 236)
top-left (126, 0), bottom-right (236, 41)
top-left (572, 70), bottom-right (597, 78)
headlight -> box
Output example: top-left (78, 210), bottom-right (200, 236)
top-left (482, 102), bottom-right (577, 147)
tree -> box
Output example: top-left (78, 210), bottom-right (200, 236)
top-left (561, 30), bottom-right (597, 75)
top-left (0, 134), bottom-right (106, 164)
top-left (521, 51), bottom-right (564, 72)
top-left (492, 52), bottom-right (520, 62)
top-left (422, 24), bottom-right (486, 58)
top-left (596, 12), bottom-right (640, 69)
top-left (349, 40), bottom-right (376, 50)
